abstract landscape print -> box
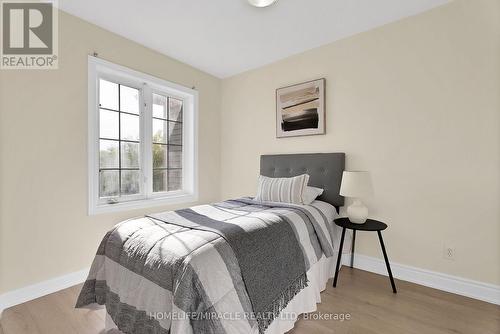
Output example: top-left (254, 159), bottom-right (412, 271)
top-left (276, 78), bottom-right (325, 138)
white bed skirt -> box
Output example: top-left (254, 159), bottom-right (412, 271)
top-left (105, 254), bottom-right (338, 334)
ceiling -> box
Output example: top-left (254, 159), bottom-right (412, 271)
top-left (59, 0), bottom-right (450, 78)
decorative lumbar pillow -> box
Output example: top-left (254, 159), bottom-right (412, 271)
top-left (255, 174), bottom-right (310, 204)
top-left (302, 186), bottom-right (324, 205)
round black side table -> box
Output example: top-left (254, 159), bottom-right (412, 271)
top-left (333, 218), bottom-right (397, 293)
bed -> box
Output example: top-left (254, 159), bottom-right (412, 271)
top-left (76, 153), bottom-right (348, 334)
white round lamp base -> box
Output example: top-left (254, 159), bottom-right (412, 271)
top-left (347, 200), bottom-right (368, 224)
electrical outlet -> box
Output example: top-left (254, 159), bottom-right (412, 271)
top-left (443, 245), bottom-right (456, 261)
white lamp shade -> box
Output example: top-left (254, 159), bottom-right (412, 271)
top-left (339, 171), bottom-right (374, 198)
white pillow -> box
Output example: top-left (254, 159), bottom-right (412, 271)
top-left (302, 186), bottom-right (324, 205)
top-left (255, 174), bottom-right (310, 204)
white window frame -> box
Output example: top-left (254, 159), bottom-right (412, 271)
top-left (88, 56), bottom-right (198, 215)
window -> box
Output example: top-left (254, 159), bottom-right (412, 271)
top-left (88, 57), bottom-right (198, 214)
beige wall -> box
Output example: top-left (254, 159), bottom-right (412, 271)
top-left (0, 11), bottom-right (221, 294)
top-left (220, 0), bottom-right (500, 285)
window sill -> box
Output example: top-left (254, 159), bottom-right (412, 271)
top-left (89, 192), bottom-right (198, 215)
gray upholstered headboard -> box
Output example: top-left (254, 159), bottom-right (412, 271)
top-left (260, 153), bottom-right (345, 209)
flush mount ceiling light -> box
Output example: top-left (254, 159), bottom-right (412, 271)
top-left (248, 0), bottom-right (278, 8)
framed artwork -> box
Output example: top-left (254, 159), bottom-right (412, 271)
top-left (276, 78), bottom-right (325, 138)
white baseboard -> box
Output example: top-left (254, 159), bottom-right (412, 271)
top-left (341, 253), bottom-right (500, 305)
top-left (1, 255), bottom-right (498, 315)
top-left (0, 268), bottom-right (90, 314)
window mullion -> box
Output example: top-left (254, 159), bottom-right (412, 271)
top-left (118, 84), bottom-right (122, 198)
top-left (142, 84), bottom-right (153, 198)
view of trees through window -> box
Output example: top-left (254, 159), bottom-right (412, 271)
top-left (98, 79), bottom-right (183, 200)
top-left (99, 79), bottom-right (141, 198)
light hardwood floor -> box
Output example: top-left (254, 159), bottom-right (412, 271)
top-left (1, 268), bottom-right (499, 334)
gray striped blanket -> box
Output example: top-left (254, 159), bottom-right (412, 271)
top-left (76, 198), bottom-right (337, 334)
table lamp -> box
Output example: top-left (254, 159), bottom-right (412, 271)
top-left (339, 171), bottom-right (374, 224)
